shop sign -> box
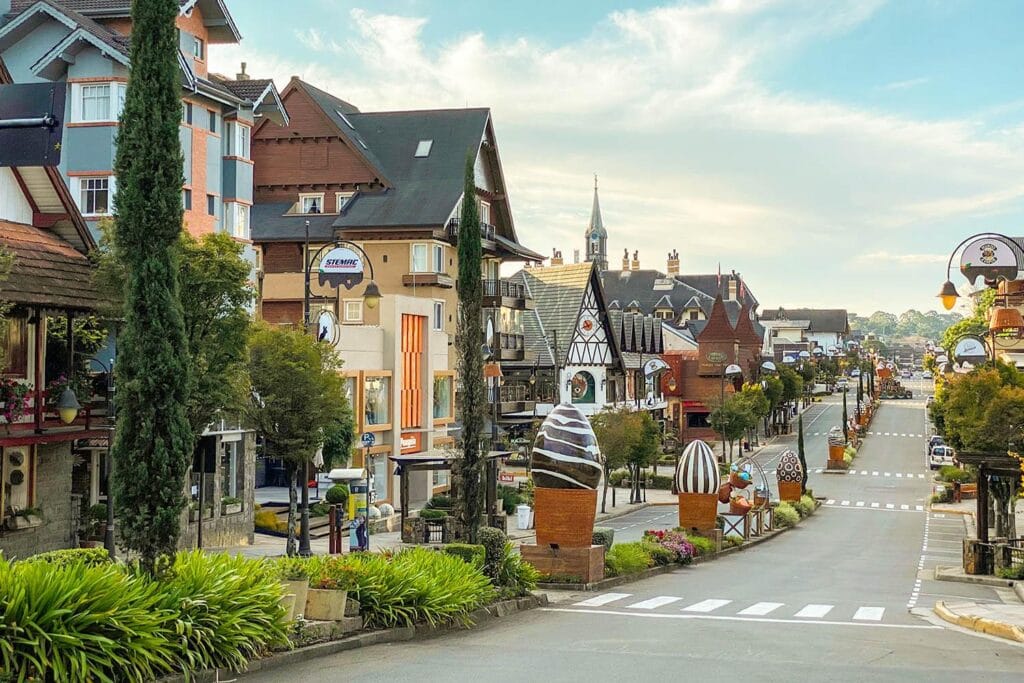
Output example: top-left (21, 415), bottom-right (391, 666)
top-left (960, 237), bottom-right (1019, 284)
top-left (318, 246), bottom-right (365, 289)
top-left (400, 432), bottom-right (422, 454)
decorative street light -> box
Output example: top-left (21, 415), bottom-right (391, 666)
top-left (937, 232), bottom-right (1021, 311)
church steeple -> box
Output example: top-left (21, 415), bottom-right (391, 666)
top-left (584, 174), bottom-right (608, 271)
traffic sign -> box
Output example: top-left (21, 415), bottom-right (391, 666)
top-left (361, 432), bottom-right (376, 448)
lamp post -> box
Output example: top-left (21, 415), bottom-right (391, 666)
top-left (299, 220), bottom-right (381, 556)
top-left (937, 232), bottom-right (1021, 311)
top-left (718, 363), bottom-right (742, 460)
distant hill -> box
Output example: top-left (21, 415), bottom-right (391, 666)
top-left (848, 310), bottom-right (962, 342)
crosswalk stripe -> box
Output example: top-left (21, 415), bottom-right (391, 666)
top-left (900, 504), bottom-right (909, 510)
top-left (815, 468), bottom-right (823, 474)
top-left (682, 599), bottom-right (732, 613)
top-left (840, 500), bottom-right (850, 506)
top-left (915, 505), bottom-right (924, 511)
top-left (826, 499), bottom-right (835, 505)
top-left (861, 471), bottom-right (868, 475)
top-left (737, 602), bottom-right (784, 616)
top-left (873, 471), bottom-right (879, 476)
top-left (794, 604), bottom-right (834, 618)
top-left (627, 596), bottom-right (683, 610)
top-left (917, 474), bottom-right (925, 479)
top-left (886, 504), bottom-right (895, 509)
top-left (853, 607), bottom-right (885, 621)
top-left (856, 501), bottom-right (865, 507)
top-left (896, 473), bottom-right (903, 478)
top-left (871, 502), bottom-right (879, 508)
top-left (575, 593), bottom-right (631, 607)
top-left (884, 472), bottom-right (891, 477)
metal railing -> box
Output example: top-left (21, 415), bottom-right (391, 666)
top-left (497, 383), bottom-right (532, 403)
top-left (483, 279), bottom-right (526, 299)
top-left (445, 217), bottom-right (496, 243)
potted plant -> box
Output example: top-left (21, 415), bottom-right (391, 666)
top-left (0, 378), bottom-right (31, 433)
top-left (275, 559), bottom-right (310, 621)
top-left (6, 507), bottom-right (43, 530)
top-left (80, 503), bottom-right (108, 547)
top-left (221, 496), bottom-right (242, 515)
top-left (304, 568), bottom-right (356, 621)
top-left (188, 502), bottom-right (214, 522)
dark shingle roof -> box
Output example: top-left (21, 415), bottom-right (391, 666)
top-left (251, 203), bottom-right (336, 242)
top-left (215, 77), bottom-right (271, 102)
top-left (600, 269), bottom-right (711, 318)
top-left (0, 220), bottom-right (104, 311)
top-left (759, 308), bottom-right (850, 334)
top-left (11, 0), bottom-right (188, 12)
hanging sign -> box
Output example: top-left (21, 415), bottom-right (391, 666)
top-left (707, 351), bottom-right (727, 364)
top-left (960, 237), bottom-right (1019, 284)
top-left (643, 358), bottom-right (670, 376)
top-left (952, 336), bottom-right (987, 365)
top-left (316, 310), bottom-right (340, 344)
top-left (318, 246), bottom-right (365, 289)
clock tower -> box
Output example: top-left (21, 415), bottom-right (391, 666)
top-left (584, 174), bottom-right (608, 271)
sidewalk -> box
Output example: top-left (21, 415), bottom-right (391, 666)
top-left (934, 600), bottom-right (1024, 643)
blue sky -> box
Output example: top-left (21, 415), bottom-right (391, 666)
top-left (211, 0), bottom-right (1024, 316)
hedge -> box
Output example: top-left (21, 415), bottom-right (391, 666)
top-left (592, 527), bottom-right (615, 550)
top-left (444, 543), bottom-right (486, 568)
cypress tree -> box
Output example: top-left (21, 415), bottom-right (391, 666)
top-left (455, 151), bottom-right (486, 543)
top-left (842, 389), bottom-right (849, 443)
top-left (111, 0), bottom-right (192, 572)
top-left (797, 413), bottom-right (807, 494)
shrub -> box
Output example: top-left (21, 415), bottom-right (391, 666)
top-left (425, 494), bottom-right (452, 510)
top-left (254, 509), bottom-right (279, 531)
top-left (22, 547), bottom-right (111, 568)
top-left (931, 489), bottom-right (952, 504)
top-left (688, 535), bottom-right (716, 557)
top-left (794, 495), bottom-right (816, 518)
top-left (478, 526), bottom-right (507, 579)
top-left (444, 543), bottom-right (486, 569)
top-left (419, 508), bottom-right (448, 521)
top-left (608, 469), bottom-right (628, 486)
top-left (497, 485), bottom-right (524, 515)
top-left (648, 474), bottom-right (674, 490)
top-left (657, 531), bottom-right (695, 564)
top-left (325, 484), bottom-right (349, 506)
top-left (996, 565), bottom-right (1024, 580)
top-left (939, 466), bottom-right (975, 483)
top-left (494, 542), bottom-right (539, 598)
top-left (605, 543), bottom-right (654, 577)
top-left (272, 556), bottom-right (309, 582)
top-left (640, 541), bottom-right (676, 566)
top-left (309, 501), bottom-right (331, 517)
top-left (773, 502), bottom-right (799, 528)
top-left (592, 527), bottom-right (615, 550)
top-left (724, 534), bottom-right (744, 548)
top-left (221, 496), bottom-right (242, 506)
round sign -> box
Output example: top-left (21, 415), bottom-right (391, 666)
top-left (360, 432), bottom-right (376, 448)
top-left (577, 312), bottom-right (598, 338)
top-left (318, 246), bottom-right (365, 289)
top-left (643, 358), bottom-right (670, 376)
top-left (952, 336), bottom-right (987, 365)
top-left (316, 310), bottom-right (340, 344)
top-left (960, 237), bottom-right (1019, 284)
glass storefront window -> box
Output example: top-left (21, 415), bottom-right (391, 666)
top-left (433, 375), bottom-right (453, 421)
top-left (371, 452), bottom-right (388, 502)
top-left (364, 376), bottom-right (390, 426)
top-left (342, 376), bottom-right (356, 411)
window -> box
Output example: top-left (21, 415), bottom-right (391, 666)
top-left (433, 244), bottom-right (444, 273)
top-left (207, 194), bottom-right (216, 216)
top-left (226, 203), bottom-right (248, 239)
top-left (570, 371), bottom-right (596, 404)
top-left (193, 36), bottom-right (205, 60)
top-left (224, 122), bottom-right (249, 157)
top-left (411, 244), bottom-right (429, 272)
top-left (208, 110), bottom-right (217, 133)
top-left (344, 300), bottom-right (363, 323)
top-left (300, 194), bottom-right (323, 214)
top-left (78, 177), bottom-right (112, 215)
top-left (728, 279), bottom-right (738, 300)
top-left (432, 301), bottom-right (444, 331)
top-left (336, 192), bottom-right (353, 212)
top-left (182, 102), bottom-right (193, 124)
top-left (220, 440), bottom-right (244, 504)
top-left (342, 376), bottom-right (357, 410)
top-left (479, 200), bottom-right (491, 225)
top-left (433, 374), bottom-right (454, 421)
top-left (80, 84), bottom-right (110, 121)
top-left (182, 189), bottom-right (192, 210)
top-left (364, 375), bottom-right (391, 426)
top-left (414, 139), bottom-right (433, 157)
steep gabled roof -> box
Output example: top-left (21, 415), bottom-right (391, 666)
top-left (696, 294), bottom-right (737, 343)
top-left (1, 0), bottom-right (131, 62)
top-left (733, 303), bottom-right (763, 347)
top-left (760, 308), bottom-right (849, 334)
top-left (211, 76), bottom-right (288, 125)
top-left (0, 219), bottom-right (103, 310)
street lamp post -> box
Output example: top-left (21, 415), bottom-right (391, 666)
top-left (937, 232), bottom-right (1021, 311)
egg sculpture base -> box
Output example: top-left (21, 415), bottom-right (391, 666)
top-left (521, 543), bottom-right (605, 584)
top-left (677, 492), bottom-right (718, 532)
top-left (534, 486), bottom-right (598, 548)
top-left (779, 481), bottom-right (802, 502)
top-left (827, 443), bottom-right (846, 470)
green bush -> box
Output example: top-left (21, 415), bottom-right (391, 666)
top-left (608, 469), bottom-right (628, 487)
top-left (604, 542), bottom-right (654, 577)
top-left (939, 466), bottom-right (975, 483)
top-left (309, 501), bottom-right (331, 517)
top-left (272, 556), bottom-right (309, 582)
top-left (996, 565), bottom-right (1024, 580)
top-left (794, 495), bottom-right (816, 518)
top-left (931, 489), bottom-right (953, 504)
top-left (254, 509), bottom-right (279, 531)
top-left (497, 485), bottom-right (524, 515)
top-left (325, 484), bottom-right (349, 506)
top-left (640, 541), bottom-right (676, 566)
top-left (592, 527), bottom-right (615, 550)
top-left (724, 534), bottom-right (744, 548)
top-left (478, 527), bottom-right (507, 580)
top-left (419, 508), bottom-right (448, 521)
top-left (444, 543), bottom-right (486, 569)
top-left (647, 474), bottom-right (673, 490)
top-left (425, 494), bottom-right (452, 510)
top-left (494, 542), bottom-right (539, 598)
top-left (22, 547), bottom-right (111, 568)
top-left (688, 535), bottom-right (716, 556)
top-left (773, 502), bottom-right (800, 528)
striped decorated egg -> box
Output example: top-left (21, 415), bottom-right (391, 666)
top-left (530, 403), bottom-right (603, 490)
top-left (675, 439), bottom-right (719, 494)
top-left (776, 449), bottom-right (803, 483)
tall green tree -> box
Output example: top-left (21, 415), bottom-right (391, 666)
top-left (110, 0), bottom-right (192, 571)
top-left (455, 151), bottom-right (486, 543)
top-left (709, 395), bottom-right (754, 463)
top-left (797, 413), bottom-right (807, 493)
top-left (841, 389), bottom-right (849, 443)
top-left (591, 406), bottom-right (638, 513)
top-left (628, 412), bottom-right (662, 504)
top-left (246, 325), bottom-right (349, 555)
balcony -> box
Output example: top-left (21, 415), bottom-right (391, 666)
top-left (445, 217), bottom-right (496, 245)
top-left (402, 272), bottom-right (455, 289)
top-left (492, 383), bottom-right (536, 415)
top-left (491, 332), bottom-right (524, 361)
top-left (482, 278), bottom-right (534, 310)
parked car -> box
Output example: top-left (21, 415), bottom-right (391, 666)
top-left (929, 445), bottom-right (955, 470)
top-left (850, 369), bottom-right (861, 378)
top-left (922, 370), bottom-right (933, 379)
top-left (837, 378), bottom-right (849, 390)
top-left (926, 435), bottom-right (944, 455)
top-left (901, 369), bottom-right (912, 379)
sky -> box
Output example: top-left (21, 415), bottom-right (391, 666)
top-left (209, 0), bottom-right (1024, 317)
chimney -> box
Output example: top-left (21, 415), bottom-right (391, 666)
top-left (667, 249), bottom-right (680, 276)
top-left (551, 248), bottom-right (563, 266)
top-left (573, 248), bottom-right (580, 264)
top-left (622, 248), bottom-right (630, 271)
top-left (236, 62), bottom-right (250, 81)
top-left (631, 250), bottom-right (640, 271)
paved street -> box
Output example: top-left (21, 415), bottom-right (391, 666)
top-left (246, 383), bottom-right (1024, 681)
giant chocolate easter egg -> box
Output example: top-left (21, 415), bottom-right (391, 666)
top-left (530, 403), bottom-right (603, 489)
top-left (675, 439), bottom-right (719, 494)
top-left (776, 449), bottom-right (803, 483)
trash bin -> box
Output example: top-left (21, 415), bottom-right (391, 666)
top-left (516, 504), bottom-right (532, 530)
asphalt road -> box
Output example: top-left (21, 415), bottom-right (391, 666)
top-left (246, 382), bottom-right (1024, 682)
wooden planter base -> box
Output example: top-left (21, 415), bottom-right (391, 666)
top-left (677, 492), bottom-right (718, 532)
top-left (521, 544), bottom-right (604, 583)
top-left (778, 481), bottom-right (802, 502)
top-left (534, 487), bottom-right (597, 548)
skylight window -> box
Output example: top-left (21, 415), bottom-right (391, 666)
top-left (337, 110), bottom-right (355, 129)
top-left (414, 139), bottom-right (433, 157)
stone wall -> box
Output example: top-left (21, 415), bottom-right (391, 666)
top-left (178, 432), bottom-right (256, 550)
top-left (0, 443), bottom-right (73, 559)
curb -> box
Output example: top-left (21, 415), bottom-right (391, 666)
top-left (933, 566), bottom-right (1015, 588)
top-left (929, 506), bottom-right (974, 517)
top-left (934, 601), bottom-right (1024, 643)
top-left (1016, 581), bottom-right (1024, 604)
top-left (159, 594), bottom-right (549, 682)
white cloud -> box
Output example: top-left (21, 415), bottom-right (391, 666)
top-left (856, 251), bottom-right (948, 265)
top-left (880, 77), bottom-right (929, 91)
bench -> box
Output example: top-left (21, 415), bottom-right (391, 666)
top-left (959, 483), bottom-right (977, 501)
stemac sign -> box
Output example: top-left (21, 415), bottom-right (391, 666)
top-left (318, 246), bottom-right (365, 289)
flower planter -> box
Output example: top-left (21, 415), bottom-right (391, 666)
top-left (677, 492), bottom-right (718, 531)
top-left (278, 592), bottom-right (297, 622)
top-left (6, 514), bottom-right (42, 531)
top-left (304, 589), bottom-right (348, 622)
top-left (189, 507), bottom-right (214, 523)
top-left (534, 487), bottom-right (597, 548)
top-left (222, 502), bottom-right (242, 516)
top-left (281, 580), bottom-right (309, 620)
top-left (729, 472), bottom-right (751, 489)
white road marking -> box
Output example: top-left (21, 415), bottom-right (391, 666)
top-left (856, 501), bottom-right (865, 507)
top-left (901, 504), bottom-right (910, 510)
top-left (861, 471), bottom-right (868, 476)
top-left (896, 473), bottom-right (903, 478)
top-left (575, 593), bottom-right (631, 607)
top-left (915, 505), bottom-right (924, 511)
top-left (737, 602), bottom-right (784, 616)
top-left (841, 500), bottom-right (850, 506)
top-left (918, 474), bottom-right (925, 479)
top-left (871, 503), bottom-right (879, 508)
top-left (683, 599), bottom-right (732, 613)
top-left (873, 471), bottom-right (879, 476)
top-left (884, 472), bottom-right (891, 477)
top-left (886, 504), bottom-right (895, 509)
top-left (853, 607), bottom-right (885, 621)
top-left (626, 596), bottom-right (683, 610)
top-left (826, 499), bottom-right (835, 505)
top-left (794, 604), bottom-right (834, 618)
top-left (542, 608), bottom-right (942, 629)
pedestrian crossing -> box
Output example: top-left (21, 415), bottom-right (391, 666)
top-left (812, 469), bottom-right (926, 479)
top-left (569, 593), bottom-right (889, 623)
top-left (823, 499), bottom-right (925, 512)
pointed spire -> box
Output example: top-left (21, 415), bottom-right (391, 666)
top-left (586, 174), bottom-right (606, 238)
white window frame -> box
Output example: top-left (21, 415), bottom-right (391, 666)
top-left (432, 300), bottom-right (444, 331)
top-left (193, 35), bottom-right (205, 60)
top-left (223, 202), bottom-right (249, 239)
top-left (224, 121), bottom-right (250, 159)
top-left (478, 200), bottom-right (491, 225)
top-left (300, 193), bottom-right (324, 214)
top-left (336, 192), bottom-right (353, 212)
top-left (432, 244), bottom-right (444, 273)
top-left (344, 300), bottom-right (363, 323)
top-left (72, 82), bottom-right (127, 123)
top-left (76, 175), bottom-right (116, 216)
top-left (411, 243), bottom-right (429, 273)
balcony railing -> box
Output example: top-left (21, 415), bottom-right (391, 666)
top-left (497, 332), bottom-right (523, 351)
top-left (483, 279), bottom-right (526, 300)
top-left (445, 217), bottom-right (496, 244)
top-left (497, 383), bottom-right (531, 403)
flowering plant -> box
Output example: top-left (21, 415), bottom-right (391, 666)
top-left (642, 529), bottom-right (695, 564)
top-left (0, 377), bottom-right (31, 426)
top-left (44, 372), bottom-right (90, 409)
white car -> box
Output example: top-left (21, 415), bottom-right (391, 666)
top-left (929, 445), bottom-right (954, 470)
top-left (837, 378), bottom-right (849, 390)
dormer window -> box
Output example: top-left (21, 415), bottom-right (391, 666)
top-left (336, 192), bottom-right (354, 212)
top-left (414, 140), bottom-right (433, 157)
top-left (300, 193), bottom-right (324, 214)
